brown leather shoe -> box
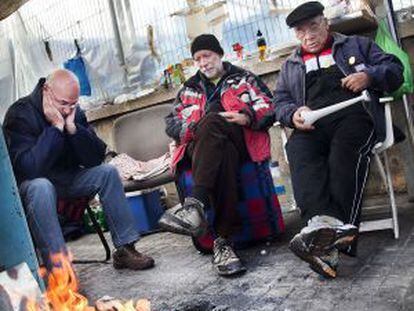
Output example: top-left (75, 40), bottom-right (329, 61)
top-left (113, 245), bottom-right (154, 270)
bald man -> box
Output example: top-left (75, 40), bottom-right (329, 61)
top-left (3, 69), bottom-right (154, 272)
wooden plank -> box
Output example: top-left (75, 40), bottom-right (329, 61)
top-left (359, 218), bottom-right (393, 232)
top-left (0, 0), bottom-right (29, 21)
top-left (86, 87), bottom-right (177, 122)
top-left (329, 10), bottom-right (378, 35)
top-left (398, 19), bottom-right (414, 39)
top-left (86, 57), bottom-right (285, 122)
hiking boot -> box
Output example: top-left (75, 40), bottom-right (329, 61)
top-left (290, 222), bottom-right (338, 257)
top-left (308, 248), bottom-right (339, 279)
top-left (289, 229), bottom-right (337, 279)
top-left (333, 224), bottom-right (359, 250)
top-left (113, 244), bottom-right (154, 270)
top-left (158, 197), bottom-right (207, 237)
top-left (212, 237), bottom-right (246, 276)
top-left (289, 216), bottom-right (357, 279)
top-left (306, 216), bottom-right (359, 251)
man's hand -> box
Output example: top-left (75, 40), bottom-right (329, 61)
top-left (341, 72), bottom-right (371, 93)
top-left (65, 105), bottom-right (77, 135)
top-left (43, 91), bottom-right (64, 131)
top-left (292, 106), bottom-right (315, 131)
top-left (219, 111), bottom-right (250, 126)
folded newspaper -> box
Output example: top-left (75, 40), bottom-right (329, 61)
top-left (109, 152), bottom-right (170, 181)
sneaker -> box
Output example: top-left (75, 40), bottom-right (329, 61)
top-left (308, 248), bottom-right (339, 279)
top-left (212, 237), bottom-right (246, 276)
top-left (113, 244), bottom-right (154, 270)
top-left (158, 197), bottom-right (207, 237)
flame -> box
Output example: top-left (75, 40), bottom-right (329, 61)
top-left (46, 253), bottom-right (90, 311)
top-left (26, 252), bottom-right (150, 311)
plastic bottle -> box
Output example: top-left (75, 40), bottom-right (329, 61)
top-left (163, 69), bottom-right (171, 89)
top-left (256, 30), bottom-right (267, 61)
top-left (269, 161), bottom-right (288, 211)
top-left (281, 167), bottom-right (296, 212)
top-left (172, 63), bottom-right (186, 86)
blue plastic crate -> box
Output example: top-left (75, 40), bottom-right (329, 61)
top-left (126, 189), bottom-right (164, 234)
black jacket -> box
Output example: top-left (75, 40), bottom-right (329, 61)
top-left (3, 78), bottom-right (106, 184)
top-left (274, 33), bottom-right (404, 142)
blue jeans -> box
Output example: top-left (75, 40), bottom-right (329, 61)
top-left (19, 164), bottom-right (140, 269)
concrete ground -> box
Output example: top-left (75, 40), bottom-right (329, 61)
top-left (69, 195), bottom-right (414, 311)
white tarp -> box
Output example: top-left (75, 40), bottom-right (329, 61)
top-left (0, 0), bottom-right (158, 118)
top-left (0, 12), bottom-right (54, 121)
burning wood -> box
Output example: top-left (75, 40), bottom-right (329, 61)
top-left (95, 296), bottom-right (150, 311)
top-left (24, 252), bottom-right (150, 311)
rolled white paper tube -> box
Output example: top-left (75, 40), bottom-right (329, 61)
top-left (301, 90), bottom-right (370, 126)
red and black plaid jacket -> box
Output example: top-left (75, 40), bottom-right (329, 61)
top-left (165, 62), bottom-right (275, 170)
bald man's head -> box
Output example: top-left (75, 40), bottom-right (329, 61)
top-left (43, 69), bottom-right (80, 117)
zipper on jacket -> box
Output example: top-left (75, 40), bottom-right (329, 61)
top-left (301, 65), bottom-right (306, 106)
top-left (218, 72), bottom-right (249, 99)
top-left (332, 44), bottom-right (375, 122)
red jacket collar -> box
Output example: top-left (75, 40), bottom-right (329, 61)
top-left (301, 35), bottom-right (333, 58)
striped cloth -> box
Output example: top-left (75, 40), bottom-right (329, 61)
top-left (177, 161), bottom-right (285, 252)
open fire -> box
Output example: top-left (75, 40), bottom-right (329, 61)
top-left (25, 253), bottom-right (150, 311)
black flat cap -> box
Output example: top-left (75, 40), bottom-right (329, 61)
top-left (286, 1), bottom-right (324, 28)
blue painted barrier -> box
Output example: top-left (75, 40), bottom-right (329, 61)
top-left (0, 127), bottom-right (44, 290)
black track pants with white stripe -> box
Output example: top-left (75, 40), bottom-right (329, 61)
top-left (286, 112), bottom-right (375, 226)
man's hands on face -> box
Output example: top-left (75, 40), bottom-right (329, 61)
top-left (65, 105), bottom-right (77, 135)
top-left (43, 90), bottom-right (65, 132)
top-left (219, 111), bottom-right (250, 126)
top-left (341, 72), bottom-right (371, 93)
top-left (292, 106), bottom-right (315, 131)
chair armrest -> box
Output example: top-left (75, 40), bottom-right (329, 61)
top-left (379, 97), bottom-right (394, 103)
top-left (374, 101), bottom-right (394, 153)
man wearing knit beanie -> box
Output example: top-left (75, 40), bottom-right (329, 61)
top-left (160, 34), bottom-right (277, 276)
top-left (190, 34), bottom-right (224, 58)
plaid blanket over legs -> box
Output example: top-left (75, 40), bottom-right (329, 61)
top-left (177, 161), bottom-right (285, 252)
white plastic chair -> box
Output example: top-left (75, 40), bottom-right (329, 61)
top-left (359, 96), bottom-right (399, 239)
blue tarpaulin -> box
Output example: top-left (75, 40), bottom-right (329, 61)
top-left (64, 55), bottom-right (92, 96)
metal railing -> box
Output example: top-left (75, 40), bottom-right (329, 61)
top-left (2, 0), bottom-right (413, 71)
top-left (0, 0), bottom-right (411, 105)
top-left (6, 0), bottom-right (302, 71)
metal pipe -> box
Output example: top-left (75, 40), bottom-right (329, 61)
top-left (107, 0), bottom-right (128, 88)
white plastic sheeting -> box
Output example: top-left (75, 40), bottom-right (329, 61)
top-left (0, 0), bottom-right (159, 118)
top-left (0, 12), bottom-right (54, 120)
top-left (0, 34), bottom-right (15, 120)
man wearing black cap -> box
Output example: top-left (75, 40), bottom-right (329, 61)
top-left (160, 34), bottom-right (275, 276)
top-left (274, 1), bottom-right (403, 278)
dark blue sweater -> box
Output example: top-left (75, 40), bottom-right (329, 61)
top-left (2, 78), bottom-right (106, 184)
top-left (274, 33), bottom-right (404, 142)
